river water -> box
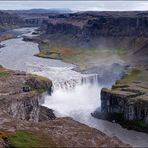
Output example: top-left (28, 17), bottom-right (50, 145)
top-left (0, 27), bottom-right (148, 147)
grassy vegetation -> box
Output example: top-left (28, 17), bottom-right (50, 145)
top-left (122, 69), bottom-right (141, 81)
top-left (0, 66), bottom-right (11, 78)
top-left (116, 68), bottom-right (148, 85)
top-left (8, 131), bottom-right (37, 148)
top-left (0, 71), bottom-right (9, 78)
top-left (35, 49), bottom-right (62, 60)
top-left (36, 42), bottom-right (127, 70)
top-left (26, 74), bottom-right (52, 94)
top-left (7, 131), bottom-right (56, 148)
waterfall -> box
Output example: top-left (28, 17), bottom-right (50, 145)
top-left (52, 73), bottom-right (98, 90)
top-left (81, 74), bottom-right (98, 85)
top-left (28, 63), bottom-right (99, 90)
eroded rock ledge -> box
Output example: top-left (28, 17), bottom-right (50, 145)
top-left (0, 65), bottom-right (54, 122)
top-left (99, 68), bottom-right (148, 133)
top-left (0, 65), bottom-right (130, 147)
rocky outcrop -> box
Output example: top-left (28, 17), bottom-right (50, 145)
top-left (39, 106), bottom-right (56, 121)
top-left (24, 18), bottom-right (46, 27)
top-left (0, 10), bottom-right (47, 31)
top-left (0, 66), bottom-right (53, 122)
top-left (42, 11), bottom-right (148, 37)
top-left (101, 88), bottom-right (147, 121)
top-left (98, 68), bottom-right (148, 132)
top-left (0, 44), bottom-right (5, 48)
top-left (40, 11), bottom-right (148, 54)
top-left (46, 22), bottom-right (81, 35)
top-left (0, 11), bottom-right (24, 33)
top-left (0, 114), bottom-right (130, 147)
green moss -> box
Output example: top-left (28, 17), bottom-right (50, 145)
top-left (112, 84), bottom-right (129, 90)
top-left (8, 131), bottom-right (56, 148)
top-left (35, 41), bottom-right (128, 70)
top-left (35, 50), bottom-right (62, 60)
top-left (8, 131), bottom-right (37, 148)
top-left (0, 71), bottom-right (9, 78)
top-left (115, 68), bottom-right (143, 85)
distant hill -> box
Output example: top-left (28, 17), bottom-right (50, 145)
top-left (5, 8), bottom-right (73, 14)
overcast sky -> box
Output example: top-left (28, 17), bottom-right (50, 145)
top-left (0, 1), bottom-right (148, 11)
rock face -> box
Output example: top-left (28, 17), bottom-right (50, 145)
top-left (101, 88), bottom-right (148, 122)
top-left (41, 11), bottom-right (148, 42)
top-left (0, 11), bottom-right (24, 33)
top-left (99, 68), bottom-right (148, 132)
top-left (24, 18), bottom-right (44, 27)
top-left (37, 12), bottom-right (147, 67)
top-left (43, 11), bottom-right (148, 37)
top-left (0, 115), bottom-right (130, 147)
top-left (0, 66), bottom-right (53, 122)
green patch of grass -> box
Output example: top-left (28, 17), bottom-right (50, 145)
top-left (0, 71), bottom-right (9, 78)
top-left (35, 50), bottom-right (62, 60)
top-left (112, 84), bottom-right (130, 90)
top-left (8, 131), bottom-right (37, 148)
top-left (109, 48), bottom-right (127, 55)
top-left (37, 41), bottom-right (128, 70)
top-left (121, 68), bottom-right (142, 82)
top-left (8, 131), bottom-right (56, 148)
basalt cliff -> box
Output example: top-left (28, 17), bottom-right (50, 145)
top-left (0, 11), bottom-right (24, 33)
top-left (40, 11), bottom-right (148, 51)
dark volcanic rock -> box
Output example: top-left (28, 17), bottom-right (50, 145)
top-left (0, 44), bottom-right (5, 48)
top-left (98, 70), bottom-right (148, 133)
top-left (39, 106), bottom-right (56, 121)
top-left (0, 11), bottom-right (24, 33)
top-left (41, 11), bottom-right (148, 39)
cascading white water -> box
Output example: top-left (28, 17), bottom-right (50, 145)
top-left (30, 64), bottom-right (101, 124)
top-left (81, 74), bottom-right (98, 85)
top-left (42, 72), bottom-right (101, 119)
top-left (29, 62), bottom-right (99, 91)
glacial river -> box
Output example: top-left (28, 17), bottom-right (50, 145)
top-left (0, 27), bottom-right (148, 147)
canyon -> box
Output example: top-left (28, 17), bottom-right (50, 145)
top-left (0, 28), bottom-right (130, 147)
top-left (36, 11), bottom-right (148, 131)
top-left (0, 10), bottom-right (148, 147)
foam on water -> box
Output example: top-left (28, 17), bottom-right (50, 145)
top-left (43, 78), bottom-right (101, 117)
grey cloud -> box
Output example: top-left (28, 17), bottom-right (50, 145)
top-left (0, 1), bottom-right (148, 11)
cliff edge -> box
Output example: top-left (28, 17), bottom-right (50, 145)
top-left (100, 68), bottom-right (148, 133)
